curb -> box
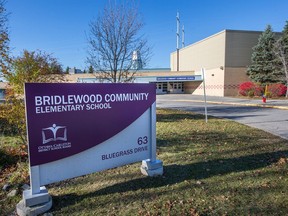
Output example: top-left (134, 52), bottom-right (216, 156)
top-left (174, 99), bottom-right (288, 110)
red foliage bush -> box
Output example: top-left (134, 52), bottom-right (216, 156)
top-left (267, 83), bottom-right (287, 97)
top-left (239, 82), bottom-right (263, 97)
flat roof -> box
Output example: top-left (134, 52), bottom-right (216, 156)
top-left (137, 68), bottom-right (171, 73)
top-left (171, 29), bottom-right (282, 54)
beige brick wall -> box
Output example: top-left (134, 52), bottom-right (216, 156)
top-left (136, 71), bottom-right (195, 77)
top-left (225, 30), bottom-right (261, 67)
top-left (65, 73), bottom-right (96, 82)
top-left (184, 67), bottom-right (250, 97)
top-left (170, 30), bottom-right (267, 96)
top-left (171, 31), bottom-right (226, 72)
top-left (184, 68), bottom-right (225, 96)
top-left (65, 71), bottom-right (196, 83)
top-left (224, 67), bottom-right (250, 96)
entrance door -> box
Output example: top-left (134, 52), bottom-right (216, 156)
top-left (156, 82), bottom-right (168, 94)
top-left (169, 82), bottom-right (184, 93)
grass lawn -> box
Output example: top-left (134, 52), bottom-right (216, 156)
top-left (1, 109), bottom-right (288, 215)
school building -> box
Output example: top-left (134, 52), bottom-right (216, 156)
top-left (170, 29), bottom-right (263, 96)
top-left (70, 29), bottom-right (268, 96)
top-left (0, 29), bottom-right (270, 97)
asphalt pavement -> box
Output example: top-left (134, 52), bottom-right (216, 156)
top-left (156, 94), bottom-right (288, 140)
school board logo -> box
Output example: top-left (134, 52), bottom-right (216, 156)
top-left (42, 124), bottom-right (67, 144)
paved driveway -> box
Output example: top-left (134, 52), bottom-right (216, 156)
top-left (156, 94), bottom-right (288, 140)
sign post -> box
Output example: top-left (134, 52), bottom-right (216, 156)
top-left (201, 68), bottom-right (208, 123)
top-left (140, 102), bottom-right (163, 176)
top-left (17, 83), bottom-right (163, 215)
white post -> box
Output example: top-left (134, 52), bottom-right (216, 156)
top-left (18, 84), bottom-right (52, 215)
top-left (30, 166), bottom-right (41, 194)
top-left (140, 101), bottom-right (163, 177)
top-left (18, 164), bottom-right (51, 214)
top-left (150, 102), bottom-right (157, 162)
top-left (201, 68), bottom-right (208, 123)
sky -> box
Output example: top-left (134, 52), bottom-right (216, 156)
top-left (6, 0), bottom-right (288, 70)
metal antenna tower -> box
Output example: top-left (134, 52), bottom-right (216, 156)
top-left (176, 12), bottom-right (180, 50)
top-left (176, 12), bottom-right (180, 71)
top-left (182, 25), bottom-right (185, 48)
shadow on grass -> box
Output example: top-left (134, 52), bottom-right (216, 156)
top-left (181, 104), bottom-right (262, 114)
top-left (157, 111), bottom-right (218, 122)
top-left (156, 130), bottom-right (266, 150)
top-left (0, 149), bottom-right (19, 169)
top-left (51, 150), bottom-right (288, 211)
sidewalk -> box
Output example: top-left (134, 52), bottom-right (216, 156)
top-left (171, 95), bottom-right (288, 110)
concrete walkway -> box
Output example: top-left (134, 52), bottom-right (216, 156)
top-left (160, 94), bottom-right (288, 110)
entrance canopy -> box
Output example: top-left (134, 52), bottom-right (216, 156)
top-left (134, 75), bottom-right (202, 83)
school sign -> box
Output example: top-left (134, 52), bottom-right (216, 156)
top-left (17, 83), bottom-right (163, 215)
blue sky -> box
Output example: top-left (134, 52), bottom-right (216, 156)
top-left (6, 0), bottom-right (288, 70)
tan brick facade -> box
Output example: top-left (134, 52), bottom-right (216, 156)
top-left (170, 30), bottom-right (264, 96)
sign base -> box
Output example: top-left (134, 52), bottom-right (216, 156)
top-left (140, 159), bottom-right (163, 176)
top-left (16, 186), bottom-right (52, 216)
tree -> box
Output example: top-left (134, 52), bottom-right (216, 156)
top-left (65, 66), bottom-right (70, 74)
top-left (0, 50), bottom-right (65, 144)
top-left (274, 21), bottom-right (288, 97)
top-left (88, 65), bottom-right (94, 74)
top-left (86, 2), bottom-right (150, 83)
top-left (247, 25), bottom-right (281, 85)
top-left (6, 50), bottom-right (64, 94)
top-left (0, 0), bottom-right (11, 79)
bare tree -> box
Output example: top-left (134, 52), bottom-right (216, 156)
top-left (87, 2), bottom-right (150, 83)
top-left (274, 38), bottom-right (288, 97)
top-left (274, 21), bottom-right (288, 97)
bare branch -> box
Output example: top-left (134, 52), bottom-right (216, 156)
top-left (274, 38), bottom-right (288, 97)
top-left (86, 2), bottom-right (150, 83)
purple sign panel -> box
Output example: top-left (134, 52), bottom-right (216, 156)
top-left (25, 83), bottom-right (156, 166)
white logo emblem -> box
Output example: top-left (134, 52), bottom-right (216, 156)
top-left (42, 124), bottom-right (67, 144)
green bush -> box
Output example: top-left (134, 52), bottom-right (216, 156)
top-left (239, 82), bottom-right (263, 97)
top-left (0, 117), bottom-right (18, 136)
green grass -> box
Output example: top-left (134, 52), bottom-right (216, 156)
top-left (1, 109), bottom-right (288, 215)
